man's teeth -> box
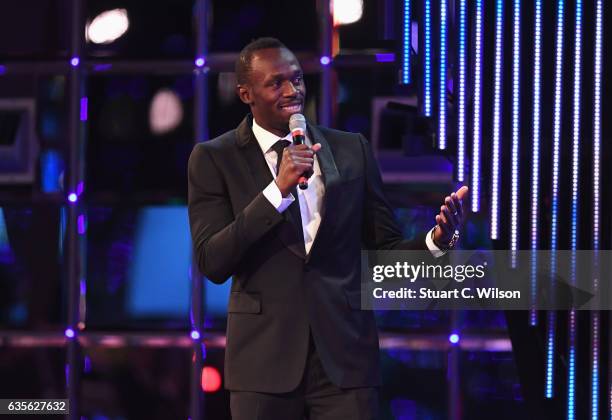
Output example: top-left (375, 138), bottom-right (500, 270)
top-left (282, 104), bottom-right (301, 111)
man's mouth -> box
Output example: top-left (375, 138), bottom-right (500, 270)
top-left (280, 102), bottom-right (302, 113)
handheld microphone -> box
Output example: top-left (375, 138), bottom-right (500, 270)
top-left (289, 113), bottom-right (309, 190)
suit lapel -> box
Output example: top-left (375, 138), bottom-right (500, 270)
top-left (307, 124), bottom-right (341, 260)
top-left (236, 115), bottom-right (306, 260)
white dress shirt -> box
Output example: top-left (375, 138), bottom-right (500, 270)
top-left (251, 119), bottom-right (443, 256)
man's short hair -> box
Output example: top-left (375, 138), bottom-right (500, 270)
top-left (235, 37), bottom-right (289, 85)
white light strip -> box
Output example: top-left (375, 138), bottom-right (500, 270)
top-left (592, 1), bottom-right (602, 417)
top-left (491, 0), bottom-right (504, 240)
top-left (457, 0), bottom-right (467, 181)
top-left (471, 0), bottom-right (483, 212)
top-left (438, 0), bottom-right (447, 150)
top-left (424, 0), bottom-right (432, 116)
top-left (568, 0), bottom-right (582, 415)
top-left (529, 0), bottom-right (542, 327)
top-left (510, 0), bottom-right (521, 267)
top-left (547, 0), bottom-right (565, 399)
top-left (402, 0), bottom-right (411, 84)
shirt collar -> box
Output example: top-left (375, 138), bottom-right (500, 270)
top-left (251, 119), bottom-right (293, 155)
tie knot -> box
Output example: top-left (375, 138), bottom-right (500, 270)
top-left (271, 139), bottom-right (291, 156)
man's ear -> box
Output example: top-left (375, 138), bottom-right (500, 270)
top-left (237, 85), bottom-right (252, 105)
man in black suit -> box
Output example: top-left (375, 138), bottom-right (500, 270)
top-left (188, 37), bottom-right (467, 420)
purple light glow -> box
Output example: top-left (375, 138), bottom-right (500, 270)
top-left (191, 330), bottom-right (201, 340)
top-left (93, 63), bottom-right (112, 72)
top-left (68, 193), bottom-right (78, 203)
top-left (0, 65), bottom-right (6, 75)
top-left (375, 53), bottom-right (395, 63)
top-left (320, 56), bottom-right (331, 66)
top-left (77, 215), bottom-right (86, 235)
top-left (70, 57), bottom-right (80, 67)
top-left (65, 328), bottom-right (75, 338)
top-left (195, 57), bottom-right (205, 67)
top-left (80, 279), bottom-right (86, 296)
top-left (449, 333), bottom-right (460, 344)
top-left (80, 97), bottom-right (88, 121)
top-left (76, 181), bottom-right (84, 196)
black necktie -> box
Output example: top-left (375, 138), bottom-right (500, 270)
top-left (270, 139), bottom-right (305, 250)
top-left (271, 139), bottom-right (291, 175)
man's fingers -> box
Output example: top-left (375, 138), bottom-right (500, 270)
top-left (455, 186), bottom-right (469, 200)
top-left (311, 143), bottom-right (322, 153)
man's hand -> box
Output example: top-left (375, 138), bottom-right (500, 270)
top-left (433, 186), bottom-right (469, 249)
top-left (275, 143), bottom-right (322, 197)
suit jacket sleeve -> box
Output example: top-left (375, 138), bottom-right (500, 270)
top-left (187, 143), bottom-right (284, 284)
top-left (358, 134), bottom-right (428, 251)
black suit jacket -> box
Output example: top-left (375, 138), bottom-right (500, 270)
top-left (188, 115), bottom-right (427, 393)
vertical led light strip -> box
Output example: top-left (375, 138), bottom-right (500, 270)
top-left (591, 1), bottom-right (602, 417)
top-left (457, 0), bottom-right (467, 181)
top-left (510, 0), bottom-right (521, 267)
top-left (567, 1), bottom-right (582, 417)
top-left (438, 0), bottom-right (447, 150)
top-left (424, 0), bottom-right (432, 116)
top-left (402, 0), bottom-right (411, 84)
top-left (529, 0), bottom-right (542, 327)
top-left (471, 0), bottom-right (483, 212)
top-left (546, 0), bottom-right (565, 400)
top-left (490, 0), bottom-right (504, 240)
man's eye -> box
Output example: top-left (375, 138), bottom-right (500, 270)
top-left (293, 76), bottom-right (303, 84)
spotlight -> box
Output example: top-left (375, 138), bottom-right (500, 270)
top-left (190, 330), bottom-right (201, 340)
top-left (68, 193), bottom-right (78, 203)
top-left (332, 0), bottom-right (363, 26)
top-left (86, 9), bottom-right (129, 45)
top-left (195, 57), bottom-right (205, 67)
top-left (70, 57), bottom-right (80, 67)
top-left (201, 366), bottom-right (222, 393)
top-left (64, 328), bottom-right (75, 339)
top-left (149, 89), bottom-right (183, 135)
top-left (449, 333), bottom-right (460, 344)
top-left (320, 56), bottom-right (331, 66)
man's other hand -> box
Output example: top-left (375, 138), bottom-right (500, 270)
top-left (433, 186), bottom-right (469, 249)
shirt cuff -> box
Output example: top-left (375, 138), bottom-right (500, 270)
top-left (425, 226), bottom-right (447, 258)
top-left (263, 181), bottom-right (295, 213)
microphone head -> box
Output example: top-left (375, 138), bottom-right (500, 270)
top-left (289, 113), bottom-right (307, 133)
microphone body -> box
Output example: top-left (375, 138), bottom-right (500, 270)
top-left (289, 114), bottom-right (310, 190)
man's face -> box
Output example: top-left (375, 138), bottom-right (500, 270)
top-left (238, 47), bottom-right (306, 137)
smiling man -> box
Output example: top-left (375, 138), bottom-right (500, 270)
top-left (188, 37), bottom-right (468, 420)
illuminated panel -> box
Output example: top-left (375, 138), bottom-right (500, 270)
top-left (438, 0), bottom-right (447, 150)
top-left (491, 0), bottom-right (504, 240)
top-left (471, 0), bottom-right (483, 212)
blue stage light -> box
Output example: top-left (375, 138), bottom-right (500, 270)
top-left (457, 0), bottom-right (467, 181)
top-left (401, 0), bottom-right (411, 84)
top-left (591, 0), bottom-right (602, 416)
top-left (491, 0), bottom-right (504, 240)
top-left (547, 0), bottom-right (566, 399)
top-left (530, 0), bottom-right (542, 327)
top-left (471, 0), bottom-right (483, 212)
top-left (510, 0), bottom-right (521, 267)
top-left (438, 0), bottom-right (447, 149)
top-left (423, 0), bottom-right (432, 116)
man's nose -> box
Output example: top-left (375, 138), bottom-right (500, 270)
top-left (281, 80), bottom-right (299, 96)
